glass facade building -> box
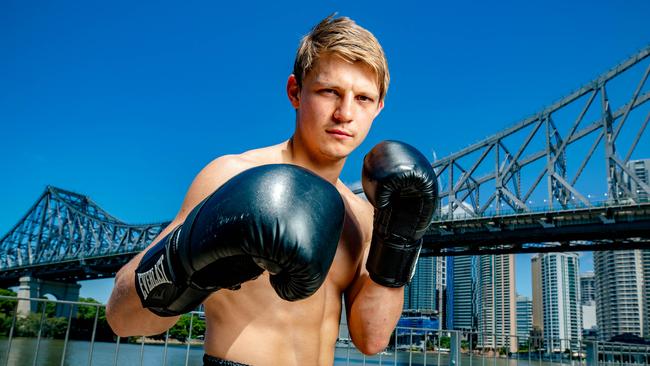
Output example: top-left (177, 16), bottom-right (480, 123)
top-left (446, 256), bottom-right (477, 331)
top-left (579, 272), bottom-right (595, 305)
top-left (404, 256), bottom-right (446, 316)
top-left (516, 295), bottom-right (533, 346)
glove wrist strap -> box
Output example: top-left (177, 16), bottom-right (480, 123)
top-left (366, 235), bottom-right (422, 287)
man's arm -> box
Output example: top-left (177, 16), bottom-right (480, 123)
top-left (345, 140), bottom-right (438, 355)
top-left (106, 223), bottom-right (180, 336)
top-left (106, 155), bottom-right (246, 336)
top-left (345, 241), bottom-right (404, 355)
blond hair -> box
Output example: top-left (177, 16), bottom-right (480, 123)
top-left (293, 14), bottom-right (390, 102)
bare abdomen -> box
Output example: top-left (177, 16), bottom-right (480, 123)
top-left (202, 273), bottom-right (342, 366)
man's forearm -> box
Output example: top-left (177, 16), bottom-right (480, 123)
top-left (348, 275), bottom-right (403, 355)
top-left (106, 259), bottom-right (180, 337)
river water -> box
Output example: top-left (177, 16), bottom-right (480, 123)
top-left (0, 337), bottom-right (580, 365)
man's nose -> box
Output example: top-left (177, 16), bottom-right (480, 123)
top-left (334, 95), bottom-right (354, 123)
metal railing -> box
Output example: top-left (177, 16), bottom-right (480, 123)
top-left (1, 296), bottom-right (649, 365)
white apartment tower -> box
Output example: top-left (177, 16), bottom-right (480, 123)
top-left (624, 159), bottom-right (650, 202)
top-left (477, 254), bottom-right (517, 353)
top-left (593, 159), bottom-right (650, 341)
top-left (594, 250), bottom-right (646, 340)
top-left (533, 253), bottom-right (582, 352)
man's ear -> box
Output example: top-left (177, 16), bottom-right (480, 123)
top-left (287, 75), bottom-right (301, 109)
top-left (374, 99), bottom-right (385, 118)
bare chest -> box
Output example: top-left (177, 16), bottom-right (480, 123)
top-left (325, 205), bottom-right (369, 292)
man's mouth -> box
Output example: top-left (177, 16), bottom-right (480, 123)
top-left (326, 129), bottom-right (353, 138)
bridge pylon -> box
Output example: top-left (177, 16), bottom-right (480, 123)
top-left (16, 276), bottom-right (80, 317)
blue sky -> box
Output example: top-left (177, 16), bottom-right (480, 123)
top-left (2, 0), bottom-right (649, 302)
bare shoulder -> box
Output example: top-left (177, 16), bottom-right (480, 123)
top-left (236, 141), bottom-right (291, 164)
top-left (175, 142), bottom-right (290, 222)
top-left (174, 154), bottom-right (260, 222)
top-left (199, 154), bottom-right (259, 184)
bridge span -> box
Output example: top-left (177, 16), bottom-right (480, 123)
top-left (0, 186), bottom-right (168, 288)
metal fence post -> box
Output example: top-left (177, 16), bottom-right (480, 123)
top-left (449, 330), bottom-right (460, 366)
top-left (185, 312), bottom-right (194, 366)
top-left (2, 298), bottom-right (19, 366)
top-left (32, 300), bottom-right (47, 366)
top-left (394, 327), bottom-right (398, 366)
top-left (88, 305), bottom-right (99, 366)
top-left (162, 328), bottom-right (170, 366)
top-left (59, 303), bottom-right (75, 366)
top-left (112, 336), bottom-right (121, 366)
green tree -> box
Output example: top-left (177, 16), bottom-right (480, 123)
top-left (0, 288), bottom-right (17, 313)
top-left (15, 313), bottom-right (42, 337)
top-left (77, 297), bottom-right (105, 320)
top-left (460, 339), bottom-right (470, 351)
top-left (70, 297), bottom-right (114, 342)
top-left (35, 299), bottom-right (56, 318)
top-left (13, 313), bottom-right (71, 339)
top-left (518, 342), bottom-right (529, 353)
top-left (168, 314), bottom-right (206, 342)
top-left (45, 317), bottom-right (69, 338)
top-left (439, 336), bottom-right (451, 349)
top-left (0, 289), bottom-right (17, 335)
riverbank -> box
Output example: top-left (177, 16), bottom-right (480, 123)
top-left (133, 336), bottom-right (204, 346)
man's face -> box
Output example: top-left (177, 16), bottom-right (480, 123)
top-left (288, 53), bottom-right (384, 163)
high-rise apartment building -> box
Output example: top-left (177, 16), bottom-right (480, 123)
top-left (582, 302), bottom-right (597, 331)
top-left (594, 159), bottom-right (650, 341)
top-left (624, 159), bottom-right (650, 202)
top-left (446, 256), bottom-right (477, 331)
top-left (533, 253), bottom-right (582, 352)
top-left (516, 295), bottom-right (533, 345)
top-left (594, 250), bottom-right (646, 340)
top-left (531, 254), bottom-right (543, 332)
top-left (477, 254), bottom-right (517, 353)
top-left (641, 249), bottom-right (650, 338)
top-left (579, 272), bottom-right (595, 305)
top-left (404, 256), bottom-right (446, 316)
top-left (580, 272), bottom-right (597, 331)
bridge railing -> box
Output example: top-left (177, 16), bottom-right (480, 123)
top-left (1, 295), bottom-right (649, 365)
top-left (433, 197), bottom-right (650, 222)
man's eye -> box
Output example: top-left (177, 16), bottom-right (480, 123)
top-left (358, 95), bottom-right (374, 103)
top-left (322, 89), bottom-right (337, 95)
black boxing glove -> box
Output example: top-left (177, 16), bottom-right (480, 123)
top-left (362, 141), bottom-right (438, 287)
top-left (135, 164), bottom-right (345, 316)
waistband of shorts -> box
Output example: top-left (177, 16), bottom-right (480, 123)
top-left (203, 354), bottom-right (251, 366)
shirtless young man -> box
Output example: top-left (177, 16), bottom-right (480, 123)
top-left (106, 15), bottom-right (437, 366)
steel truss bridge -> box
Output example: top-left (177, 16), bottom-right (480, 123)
top-left (0, 186), bottom-right (168, 287)
top-left (423, 44), bottom-right (650, 256)
top-left (1, 45), bottom-right (650, 286)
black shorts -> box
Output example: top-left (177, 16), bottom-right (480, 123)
top-left (203, 354), bottom-right (251, 366)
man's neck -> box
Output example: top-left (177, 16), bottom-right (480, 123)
top-left (283, 138), bottom-right (345, 185)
